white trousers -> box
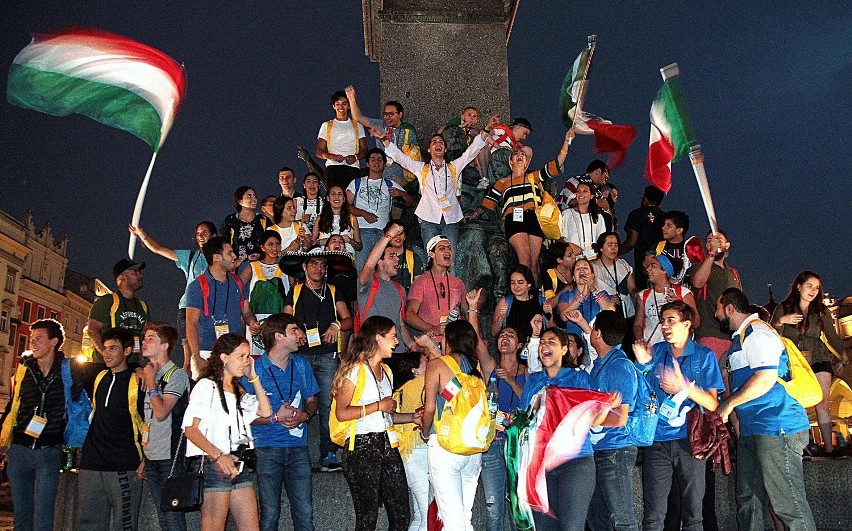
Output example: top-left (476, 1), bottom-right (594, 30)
top-left (427, 435), bottom-right (482, 531)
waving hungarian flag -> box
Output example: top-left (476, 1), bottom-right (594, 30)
top-left (7, 28), bottom-right (186, 152)
top-left (644, 68), bottom-right (695, 193)
top-left (506, 386), bottom-right (612, 528)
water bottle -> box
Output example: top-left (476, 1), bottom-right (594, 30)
top-left (486, 376), bottom-right (499, 419)
top-left (447, 308), bottom-right (460, 322)
top-left (62, 446), bottom-right (74, 472)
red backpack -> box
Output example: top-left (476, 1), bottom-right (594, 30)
top-left (353, 276), bottom-right (405, 335)
top-left (197, 272), bottom-right (245, 317)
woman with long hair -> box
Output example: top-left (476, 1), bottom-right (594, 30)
top-left (466, 130), bottom-right (575, 284)
top-left (220, 185), bottom-right (270, 261)
top-left (542, 241), bottom-right (582, 309)
top-left (634, 253), bottom-right (700, 346)
top-left (557, 258), bottom-right (615, 358)
top-left (332, 316), bottom-right (417, 531)
top-left (772, 271), bottom-right (846, 455)
top-left (491, 264), bottom-right (552, 342)
top-left (419, 319), bottom-right (485, 530)
top-left (182, 333), bottom-right (272, 531)
top-left (592, 232), bottom-right (637, 319)
top-left (522, 325), bottom-right (616, 530)
top-left (271, 195), bottom-right (310, 252)
top-left (295, 172), bottom-right (325, 233)
top-left (313, 184), bottom-right (362, 255)
top-left (560, 182), bottom-right (612, 260)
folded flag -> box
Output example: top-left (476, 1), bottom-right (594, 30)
top-left (8, 27), bottom-right (186, 152)
top-left (645, 67), bottom-right (695, 193)
top-left (506, 386), bottom-right (612, 528)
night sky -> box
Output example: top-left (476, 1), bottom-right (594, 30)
top-left (1, 1), bottom-right (849, 323)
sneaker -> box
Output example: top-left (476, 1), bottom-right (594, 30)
top-left (320, 455), bottom-right (343, 472)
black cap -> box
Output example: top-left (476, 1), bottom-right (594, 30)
top-left (511, 117), bottom-right (533, 132)
top-left (112, 259), bottom-right (145, 279)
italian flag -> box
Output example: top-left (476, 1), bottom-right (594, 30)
top-left (7, 28), bottom-right (186, 152)
top-left (645, 68), bottom-right (695, 193)
top-left (561, 44), bottom-right (636, 168)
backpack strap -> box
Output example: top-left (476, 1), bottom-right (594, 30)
top-left (230, 272), bottom-right (245, 309)
top-left (292, 283), bottom-right (302, 312)
top-left (110, 292), bottom-right (120, 328)
top-left (346, 363), bottom-right (368, 451)
top-left (61, 358), bottom-right (72, 413)
top-left (198, 274), bottom-right (211, 317)
top-left (0, 363), bottom-right (29, 451)
top-left (325, 119), bottom-right (334, 148)
top-left (441, 355), bottom-right (462, 377)
top-left (405, 250), bottom-right (415, 280)
top-left (329, 285), bottom-right (338, 319)
top-left (92, 370), bottom-right (109, 412)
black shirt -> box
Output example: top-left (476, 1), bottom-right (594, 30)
top-left (285, 283), bottom-right (339, 356)
top-left (80, 368), bottom-right (143, 471)
top-left (0, 357), bottom-right (66, 448)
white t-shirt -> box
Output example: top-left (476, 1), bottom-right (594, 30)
top-left (182, 378), bottom-right (260, 456)
top-left (592, 259), bottom-right (636, 318)
top-left (346, 177), bottom-right (404, 230)
top-left (295, 197), bottom-right (323, 231)
top-left (347, 364), bottom-right (394, 435)
top-left (640, 286), bottom-right (692, 346)
top-left (317, 119), bottom-right (366, 168)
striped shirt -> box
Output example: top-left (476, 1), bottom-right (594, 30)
top-left (480, 160), bottom-right (562, 218)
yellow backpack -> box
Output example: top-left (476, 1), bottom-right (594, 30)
top-left (739, 319), bottom-right (822, 409)
top-left (434, 355), bottom-right (494, 455)
top-left (329, 362), bottom-right (391, 451)
top-left (528, 174), bottom-right (561, 240)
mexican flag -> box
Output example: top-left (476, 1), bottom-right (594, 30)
top-left (7, 28), bottom-right (186, 152)
top-left (645, 68), bottom-right (695, 193)
top-left (506, 386), bottom-right (612, 528)
top-left (561, 43), bottom-right (636, 168)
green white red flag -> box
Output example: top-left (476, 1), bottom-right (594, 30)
top-left (7, 28), bottom-right (186, 152)
top-left (561, 39), bottom-right (636, 167)
top-left (645, 67), bottom-right (695, 193)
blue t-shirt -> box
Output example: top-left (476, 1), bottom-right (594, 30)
top-left (488, 368), bottom-right (527, 441)
top-left (558, 289), bottom-right (604, 344)
top-left (185, 270), bottom-right (245, 352)
top-left (728, 318), bottom-right (809, 436)
top-left (520, 368), bottom-right (595, 458)
top-left (242, 354), bottom-right (320, 447)
top-left (636, 340), bottom-right (725, 442)
top-left (175, 249), bottom-right (208, 308)
top-left (590, 347), bottom-right (639, 450)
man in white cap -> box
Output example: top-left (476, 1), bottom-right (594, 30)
top-left (405, 235), bottom-right (468, 338)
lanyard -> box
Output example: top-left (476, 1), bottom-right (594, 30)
top-left (430, 162), bottom-right (451, 196)
top-left (429, 271), bottom-right (449, 314)
top-left (367, 363), bottom-right (391, 427)
top-left (268, 359), bottom-right (294, 403)
top-left (211, 274), bottom-right (231, 318)
top-left (602, 261), bottom-right (620, 293)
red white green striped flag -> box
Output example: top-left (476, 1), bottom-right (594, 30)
top-left (644, 64), bottom-right (695, 193)
top-left (7, 28), bottom-right (186, 152)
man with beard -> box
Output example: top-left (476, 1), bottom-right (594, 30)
top-left (88, 258), bottom-right (149, 368)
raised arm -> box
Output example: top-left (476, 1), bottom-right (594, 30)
top-left (128, 224), bottom-right (177, 262)
top-left (345, 85), bottom-right (372, 130)
top-left (466, 288), bottom-right (496, 377)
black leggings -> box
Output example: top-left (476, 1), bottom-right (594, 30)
top-left (342, 431), bottom-right (411, 531)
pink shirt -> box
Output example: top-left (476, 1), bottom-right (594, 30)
top-left (407, 270), bottom-right (467, 330)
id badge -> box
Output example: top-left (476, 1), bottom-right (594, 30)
top-left (658, 397), bottom-right (678, 421)
top-left (133, 335), bottom-right (142, 352)
top-left (24, 414), bottom-right (47, 438)
top-left (386, 424), bottom-right (400, 448)
top-left (214, 320), bottom-right (229, 338)
top-left (495, 410), bottom-right (508, 432)
top-left (582, 247), bottom-right (597, 260)
top-left (141, 423), bottom-right (151, 447)
top-left (438, 194), bottom-right (453, 212)
top-left (306, 327), bottom-right (321, 347)
top-left (439, 315), bottom-right (448, 325)
top-left (512, 207), bottom-right (524, 222)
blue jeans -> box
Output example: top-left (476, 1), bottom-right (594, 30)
top-left (641, 438), bottom-right (705, 531)
top-left (588, 446), bottom-right (639, 531)
top-left (256, 446), bottom-right (314, 531)
top-left (145, 458), bottom-right (187, 531)
top-left (480, 438), bottom-right (515, 531)
top-left (6, 444), bottom-right (62, 531)
top-left (357, 228), bottom-right (384, 272)
top-left (533, 456), bottom-right (596, 531)
top-left (306, 351), bottom-right (338, 456)
top-left (736, 430), bottom-right (815, 531)
top-left (419, 219), bottom-right (459, 272)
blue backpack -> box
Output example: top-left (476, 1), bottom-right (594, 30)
top-left (625, 365), bottom-right (658, 447)
top-left (61, 359), bottom-right (92, 448)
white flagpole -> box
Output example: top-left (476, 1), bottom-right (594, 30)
top-left (128, 151), bottom-right (158, 259)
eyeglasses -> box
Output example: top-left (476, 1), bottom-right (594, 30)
top-left (383, 111), bottom-right (398, 116)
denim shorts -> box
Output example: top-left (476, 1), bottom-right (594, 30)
top-left (202, 460), bottom-right (253, 492)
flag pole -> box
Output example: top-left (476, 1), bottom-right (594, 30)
top-left (570, 35), bottom-right (597, 131)
top-left (659, 64), bottom-right (720, 242)
top-left (128, 151), bottom-right (158, 259)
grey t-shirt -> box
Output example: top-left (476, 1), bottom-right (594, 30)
top-left (358, 276), bottom-right (406, 352)
top-left (143, 361), bottom-right (190, 461)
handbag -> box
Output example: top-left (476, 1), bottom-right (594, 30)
top-left (161, 433), bottom-right (204, 513)
top-left (528, 174), bottom-right (562, 240)
top-left (686, 408), bottom-right (731, 475)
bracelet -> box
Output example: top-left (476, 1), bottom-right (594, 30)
top-left (210, 451), bottom-right (225, 463)
top-left (420, 431), bottom-right (429, 443)
top-left (272, 413), bottom-right (280, 424)
top-left (248, 376), bottom-right (260, 384)
top-left (330, 321), bottom-right (341, 330)
top-left (360, 405), bottom-right (366, 419)
top-left (468, 309), bottom-right (478, 313)
top-left (147, 389), bottom-right (162, 398)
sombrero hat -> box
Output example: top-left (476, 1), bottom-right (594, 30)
top-left (278, 247), bottom-right (354, 280)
